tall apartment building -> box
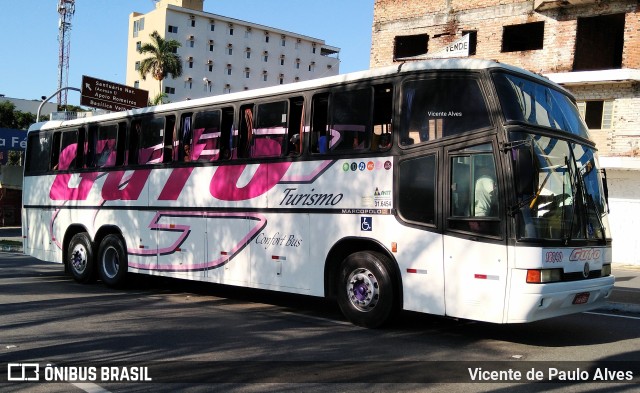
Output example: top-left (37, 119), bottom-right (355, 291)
top-left (126, 0), bottom-right (340, 101)
top-left (372, 0), bottom-right (640, 264)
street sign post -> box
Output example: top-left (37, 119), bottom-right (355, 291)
top-left (80, 75), bottom-right (148, 112)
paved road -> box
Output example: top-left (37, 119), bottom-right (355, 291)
top-left (1, 253), bottom-right (639, 392)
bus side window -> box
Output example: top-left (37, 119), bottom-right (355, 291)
top-left (25, 132), bottom-right (53, 175)
top-left (116, 122), bottom-right (127, 166)
top-left (220, 107), bottom-right (234, 160)
top-left (175, 113), bottom-right (193, 162)
top-left (137, 116), bottom-right (165, 165)
top-left (128, 121), bottom-right (140, 165)
top-left (310, 93), bottom-right (329, 153)
top-left (251, 100), bottom-right (288, 158)
top-left (50, 132), bottom-right (61, 170)
top-left (192, 110), bottom-right (222, 162)
top-left (237, 104), bottom-right (254, 159)
top-left (330, 88), bottom-right (371, 152)
top-left (93, 124), bottom-right (119, 168)
top-left (163, 115), bottom-right (176, 163)
top-left (58, 130), bottom-right (79, 170)
top-left (400, 77), bottom-right (491, 147)
top-left (286, 97), bottom-right (304, 156)
top-left (372, 84), bottom-right (393, 151)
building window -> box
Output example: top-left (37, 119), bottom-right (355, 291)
top-left (245, 28), bottom-right (251, 39)
top-left (312, 44), bottom-right (316, 54)
top-left (265, 34), bottom-right (270, 43)
top-left (188, 61), bottom-right (193, 69)
top-left (228, 44), bottom-right (233, 55)
top-left (246, 48), bottom-right (251, 59)
top-left (295, 59), bottom-right (300, 69)
top-left (170, 46), bottom-right (178, 54)
top-left (168, 25), bottom-right (178, 34)
top-left (394, 34), bottom-right (429, 60)
top-left (189, 40), bottom-right (195, 48)
top-left (245, 68), bottom-right (250, 79)
top-left (279, 74), bottom-right (284, 84)
top-left (574, 14), bottom-right (624, 71)
top-left (263, 72), bottom-right (268, 82)
top-left (578, 100), bottom-right (614, 130)
top-left (134, 81), bottom-right (140, 89)
top-left (133, 18), bottom-right (144, 37)
top-left (263, 52), bottom-right (269, 62)
top-left (135, 61), bottom-right (140, 71)
top-left (229, 26), bottom-right (234, 35)
top-left (165, 86), bottom-right (175, 95)
top-left (281, 35), bottom-right (286, 46)
top-left (501, 22), bottom-right (544, 52)
top-left (185, 79), bottom-right (193, 89)
top-left (190, 18), bottom-right (195, 28)
top-left (226, 65), bottom-right (232, 76)
top-left (136, 41), bottom-right (141, 51)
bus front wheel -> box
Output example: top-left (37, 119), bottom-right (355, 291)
top-left (67, 232), bottom-right (95, 284)
top-left (97, 234), bottom-right (128, 288)
top-left (337, 251), bottom-right (396, 328)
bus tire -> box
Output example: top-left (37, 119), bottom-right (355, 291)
top-left (67, 232), bottom-right (95, 284)
top-left (97, 234), bottom-right (128, 288)
top-left (337, 251), bottom-right (396, 328)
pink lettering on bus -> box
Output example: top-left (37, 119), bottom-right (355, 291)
top-left (102, 170), bottom-right (151, 201)
top-left (209, 162), bottom-right (292, 201)
top-left (49, 172), bottom-right (99, 200)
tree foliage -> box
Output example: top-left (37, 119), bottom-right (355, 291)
top-left (0, 101), bottom-right (37, 130)
top-left (138, 31), bottom-right (183, 95)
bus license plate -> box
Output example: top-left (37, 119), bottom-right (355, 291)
top-left (573, 292), bottom-right (590, 305)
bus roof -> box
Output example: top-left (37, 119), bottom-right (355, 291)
top-left (29, 59), bottom-right (554, 133)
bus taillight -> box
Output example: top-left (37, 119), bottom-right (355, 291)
top-left (526, 269), bottom-right (562, 283)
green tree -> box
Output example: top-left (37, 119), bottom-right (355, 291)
top-left (0, 101), bottom-right (37, 130)
top-left (138, 31), bottom-right (183, 98)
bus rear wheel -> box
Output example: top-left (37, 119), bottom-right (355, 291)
top-left (67, 232), bottom-right (95, 284)
top-left (98, 234), bottom-right (128, 288)
top-left (337, 251), bottom-right (396, 328)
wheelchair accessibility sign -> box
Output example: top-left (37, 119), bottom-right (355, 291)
top-left (361, 217), bottom-right (372, 231)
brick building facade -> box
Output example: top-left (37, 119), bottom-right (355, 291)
top-left (371, 0), bottom-right (640, 264)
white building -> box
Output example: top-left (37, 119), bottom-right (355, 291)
top-left (126, 0), bottom-right (340, 101)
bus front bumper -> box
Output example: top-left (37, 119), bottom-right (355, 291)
top-left (505, 273), bottom-right (615, 323)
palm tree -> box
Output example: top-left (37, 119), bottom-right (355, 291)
top-left (138, 30), bottom-right (183, 98)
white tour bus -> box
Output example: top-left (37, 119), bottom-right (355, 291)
top-left (23, 59), bottom-right (614, 328)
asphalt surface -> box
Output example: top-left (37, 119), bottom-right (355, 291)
top-left (1, 225), bottom-right (638, 314)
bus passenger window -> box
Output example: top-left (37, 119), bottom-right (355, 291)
top-left (251, 101), bottom-right (288, 158)
top-left (25, 133), bottom-right (53, 174)
top-left (400, 77), bottom-right (491, 147)
top-left (286, 97), bottom-right (304, 156)
top-left (310, 94), bottom-right (329, 153)
top-left (92, 124), bottom-right (118, 168)
top-left (137, 117), bottom-right (165, 165)
top-left (58, 130), bottom-right (80, 170)
top-left (192, 110), bottom-right (221, 162)
top-left (372, 84), bottom-right (393, 151)
top-left (330, 89), bottom-right (371, 152)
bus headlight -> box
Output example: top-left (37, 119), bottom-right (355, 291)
top-left (526, 269), bottom-right (562, 283)
top-left (601, 264), bottom-right (611, 277)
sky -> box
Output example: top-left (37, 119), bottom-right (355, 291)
top-left (0, 0), bottom-right (374, 102)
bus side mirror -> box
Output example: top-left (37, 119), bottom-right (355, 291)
top-left (513, 147), bottom-right (535, 196)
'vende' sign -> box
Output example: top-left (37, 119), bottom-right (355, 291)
top-left (81, 75), bottom-right (148, 112)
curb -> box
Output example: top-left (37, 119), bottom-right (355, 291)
top-left (0, 244), bottom-right (22, 253)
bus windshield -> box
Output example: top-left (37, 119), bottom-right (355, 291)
top-left (512, 132), bottom-right (611, 242)
top-left (493, 72), bottom-right (590, 139)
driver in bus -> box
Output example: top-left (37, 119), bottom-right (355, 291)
top-left (474, 166), bottom-right (497, 217)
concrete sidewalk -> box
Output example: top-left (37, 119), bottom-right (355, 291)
top-left (2, 225), bottom-right (638, 314)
